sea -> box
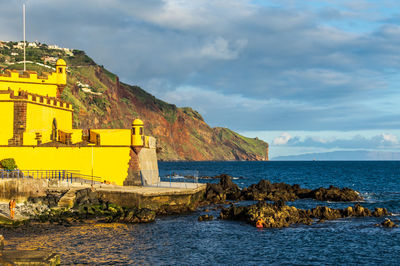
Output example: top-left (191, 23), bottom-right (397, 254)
top-left (2, 161), bottom-right (400, 265)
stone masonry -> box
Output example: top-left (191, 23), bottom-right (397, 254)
top-left (8, 101), bottom-right (27, 146)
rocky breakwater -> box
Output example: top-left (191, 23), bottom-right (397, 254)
top-left (202, 175), bottom-right (395, 228)
top-left (203, 174), bottom-right (362, 204)
top-left (219, 201), bottom-right (390, 228)
top-left (22, 188), bottom-right (157, 225)
top-left (7, 184), bottom-right (206, 226)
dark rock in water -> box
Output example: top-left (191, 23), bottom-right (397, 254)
top-left (204, 175), bottom-right (363, 204)
top-left (242, 180), bottom-right (302, 202)
top-left (220, 201), bottom-right (312, 228)
top-left (219, 174), bottom-right (241, 200)
top-left (198, 214), bottom-right (214, 221)
top-left (381, 219), bottom-right (399, 228)
top-left (204, 175), bottom-right (240, 203)
top-left (240, 180), bottom-right (362, 202)
top-left (372, 207), bottom-right (389, 217)
top-left (220, 201), bottom-right (389, 228)
top-left (309, 206), bottom-right (342, 220)
top-left (304, 185), bottom-right (362, 202)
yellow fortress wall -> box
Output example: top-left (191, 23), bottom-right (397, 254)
top-left (0, 58), bottom-right (160, 186)
top-left (0, 101), bottom-right (14, 145)
top-left (0, 60), bottom-right (66, 98)
top-left (0, 147), bottom-right (131, 186)
top-left (89, 129), bottom-right (131, 146)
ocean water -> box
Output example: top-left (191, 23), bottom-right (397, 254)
top-left (3, 161), bottom-right (400, 265)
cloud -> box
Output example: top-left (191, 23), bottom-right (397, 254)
top-left (273, 133), bottom-right (400, 149)
top-left (198, 37), bottom-right (248, 60)
top-left (382, 133), bottom-right (399, 144)
top-left (273, 133), bottom-right (293, 145)
top-left (1, 0), bottom-right (400, 133)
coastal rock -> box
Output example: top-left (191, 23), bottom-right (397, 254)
top-left (204, 175), bottom-right (241, 203)
top-left (219, 174), bottom-right (241, 200)
top-left (372, 207), bottom-right (389, 217)
top-left (17, 201), bottom-right (50, 218)
top-left (198, 214), bottom-right (214, 221)
top-left (224, 179), bottom-right (362, 203)
top-left (204, 183), bottom-right (226, 203)
top-left (74, 188), bottom-right (102, 206)
top-left (304, 186), bottom-right (362, 202)
top-left (120, 208), bottom-right (155, 223)
top-left (309, 206), bottom-right (342, 220)
top-left (134, 208), bottom-right (156, 223)
top-left (381, 219), bottom-right (399, 228)
top-left (28, 191), bottom-right (66, 208)
top-left (220, 202), bottom-right (388, 228)
top-left (220, 201), bottom-right (312, 228)
top-left (241, 180), bottom-right (308, 202)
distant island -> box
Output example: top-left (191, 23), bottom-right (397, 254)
top-left (0, 41), bottom-right (268, 161)
top-left (273, 150), bottom-right (400, 161)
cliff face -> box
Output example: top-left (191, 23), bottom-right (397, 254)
top-left (63, 64), bottom-right (268, 161)
top-left (0, 45), bottom-right (268, 161)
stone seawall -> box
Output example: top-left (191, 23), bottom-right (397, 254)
top-left (0, 179), bottom-right (207, 220)
top-left (0, 179), bottom-right (48, 203)
top-left (138, 147), bottom-right (159, 185)
top-left (94, 186), bottom-right (206, 213)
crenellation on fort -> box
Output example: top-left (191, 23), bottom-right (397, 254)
top-left (0, 89), bottom-right (73, 111)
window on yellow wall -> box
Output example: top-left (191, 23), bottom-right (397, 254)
top-left (140, 128), bottom-right (143, 135)
top-left (58, 68), bottom-right (63, 74)
top-left (132, 128), bottom-right (135, 135)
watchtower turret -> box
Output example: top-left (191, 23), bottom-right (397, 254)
top-left (55, 59), bottom-right (67, 96)
top-left (131, 119), bottom-right (144, 147)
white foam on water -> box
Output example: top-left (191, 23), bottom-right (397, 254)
top-left (360, 192), bottom-right (379, 203)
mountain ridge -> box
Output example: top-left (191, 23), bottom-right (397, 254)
top-left (273, 150), bottom-right (400, 161)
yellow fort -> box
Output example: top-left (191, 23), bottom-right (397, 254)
top-left (0, 59), bottom-right (159, 186)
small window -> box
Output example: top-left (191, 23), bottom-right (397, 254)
top-left (58, 68), bottom-right (63, 74)
top-left (132, 128), bottom-right (136, 135)
top-left (140, 128), bottom-right (143, 135)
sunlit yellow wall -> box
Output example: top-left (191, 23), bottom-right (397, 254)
top-left (90, 129), bottom-right (131, 146)
top-left (71, 129), bottom-right (83, 144)
top-left (26, 103), bottom-right (73, 133)
top-left (0, 147), bottom-right (131, 186)
top-left (22, 129), bottom-right (52, 144)
top-left (0, 101), bottom-right (14, 145)
top-left (0, 67), bottom-right (67, 98)
top-left (0, 82), bottom-right (58, 98)
top-left (23, 132), bottom-right (39, 146)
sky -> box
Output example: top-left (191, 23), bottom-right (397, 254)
top-left (1, 0), bottom-right (400, 158)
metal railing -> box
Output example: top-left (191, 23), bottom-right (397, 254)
top-left (0, 169), bottom-right (103, 184)
top-left (143, 170), bottom-right (200, 188)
